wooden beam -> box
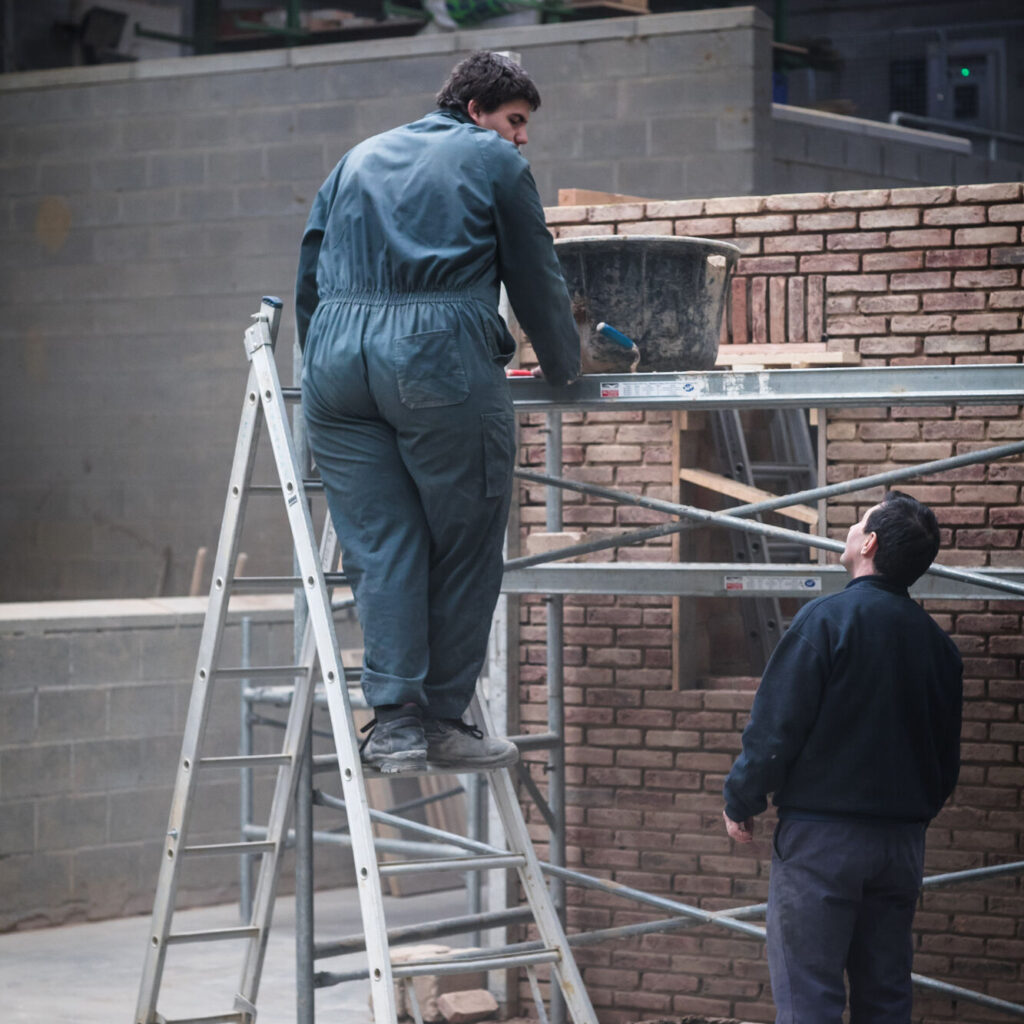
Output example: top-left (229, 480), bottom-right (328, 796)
top-left (716, 344), bottom-right (861, 368)
top-left (677, 467), bottom-right (819, 526)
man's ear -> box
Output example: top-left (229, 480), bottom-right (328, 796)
top-left (862, 531), bottom-right (878, 558)
top-left (467, 98), bottom-right (482, 125)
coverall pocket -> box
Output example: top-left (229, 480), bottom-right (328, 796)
top-left (395, 330), bottom-right (470, 409)
top-left (481, 411), bottom-right (516, 499)
top-left (771, 820), bottom-right (791, 862)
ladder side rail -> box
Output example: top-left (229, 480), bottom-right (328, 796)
top-left (470, 696), bottom-right (598, 1024)
top-left (242, 331), bottom-right (400, 1023)
top-left (134, 364), bottom-right (265, 1024)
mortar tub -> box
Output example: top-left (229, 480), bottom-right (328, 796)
top-left (554, 235), bottom-right (741, 372)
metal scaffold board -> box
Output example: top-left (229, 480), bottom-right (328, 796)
top-left (508, 364), bottom-right (1024, 412)
top-left (502, 563), bottom-right (1024, 601)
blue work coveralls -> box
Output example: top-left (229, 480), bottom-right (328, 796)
top-left (295, 107), bottom-right (579, 719)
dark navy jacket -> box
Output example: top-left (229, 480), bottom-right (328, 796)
top-left (723, 575), bottom-right (963, 825)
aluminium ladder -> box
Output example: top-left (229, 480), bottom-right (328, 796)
top-left (133, 297), bottom-right (597, 1024)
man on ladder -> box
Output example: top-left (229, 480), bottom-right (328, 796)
top-left (295, 51), bottom-right (584, 773)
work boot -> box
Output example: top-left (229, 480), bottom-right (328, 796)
top-left (359, 714), bottom-right (428, 774)
top-left (423, 718), bottom-right (519, 770)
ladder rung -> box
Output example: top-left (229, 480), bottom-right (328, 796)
top-left (199, 754), bottom-right (292, 769)
top-left (379, 853), bottom-right (525, 877)
top-left (166, 926), bottom-right (261, 945)
top-left (216, 665), bottom-right (306, 680)
top-left (185, 840), bottom-right (275, 856)
top-left (249, 481), bottom-right (324, 493)
top-left (231, 572), bottom-right (348, 592)
top-left (154, 1014), bottom-right (248, 1024)
top-left (391, 947), bottom-right (561, 978)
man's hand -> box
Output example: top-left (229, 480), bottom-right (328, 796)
top-left (723, 810), bottom-right (755, 844)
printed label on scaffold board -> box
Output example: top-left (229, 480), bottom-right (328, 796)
top-left (724, 575), bottom-right (822, 593)
top-left (600, 377), bottom-right (705, 399)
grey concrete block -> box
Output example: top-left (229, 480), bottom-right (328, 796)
top-left (581, 119), bottom-right (647, 161)
top-left (620, 70), bottom-right (753, 118)
top-left (137, 734), bottom-right (184, 788)
top-left (0, 852), bottom-right (73, 926)
top-left (266, 143), bottom-right (327, 182)
top-left (0, 634), bottom-right (71, 688)
top-left (880, 142), bottom-right (921, 184)
top-left (37, 161), bottom-right (93, 194)
top-left (844, 134), bottom-right (885, 177)
top-left (179, 111), bottom-right (235, 148)
top-left (206, 148), bottom-right (268, 186)
top-left (37, 688), bottom-right (109, 743)
top-left (0, 800), bottom-right (35, 855)
top-left (109, 786), bottom-right (173, 842)
top-left (68, 631), bottom-right (140, 687)
top-left (147, 152), bottom-right (206, 190)
top-left (93, 155), bottom-right (148, 192)
top-left (233, 107), bottom-right (296, 146)
top-left (120, 115), bottom-right (181, 153)
top-left (685, 149), bottom-right (755, 197)
top-left (294, 102), bottom-right (358, 140)
top-left (648, 115), bottom-right (717, 158)
top-left (716, 110), bottom-right (756, 152)
top-left (71, 843), bottom-right (145, 913)
top-left (93, 226), bottom-right (151, 264)
top-left (236, 183), bottom-right (309, 219)
top-left (107, 681), bottom-right (177, 738)
top-left (119, 188), bottom-right (178, 225)
top-left (72, 738), bottom-right (144, 793)
top-left (37, 793), bottom-right (108, 849)
top-left (618, 158), bottom-right (688, 201)
top-left (0, 692), bottom-right (35, 747)
top-left (646, 28), bottom-right (753, 76)
top-left (178, 186), bottom-right (239, 222)
top-left (1, 743), bottom-right (72, 799)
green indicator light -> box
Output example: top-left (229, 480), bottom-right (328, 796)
top-left (960, 67), bottom-right (971, 77)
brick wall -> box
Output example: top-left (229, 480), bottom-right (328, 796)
top-left (514, 182), bottom-right (1024, 1022)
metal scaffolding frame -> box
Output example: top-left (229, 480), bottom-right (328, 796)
top-left (243, 362), bottom-right (1024, 1021)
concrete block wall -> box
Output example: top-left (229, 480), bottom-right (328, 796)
top-left (0, 8), bottom-right (772, 603)
top-left (512, 182), bottom-right (1024, 1023)
top-left (0, 598), bottom-right (360, 931)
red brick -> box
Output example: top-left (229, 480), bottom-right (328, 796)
top-left (799, 252), bottom-right (860, 273)
top-left (922, 335), bottom-right (986, 355)
top-left (705, 195), bottom-right (765, 215)
top-left (856, 337), bottom-right (921, 358)
top-left (826, 273), bottom-right (887, 292)
top-left (925, 247), bottom-right (989, 268)
top-left (737, 255), bottom-right (798, 274)
top-left (859, 294), bottom-right (919, 314)
top-left (646, 198), bottom-right (704, 218)
top-left (954, 312), bottom-right (1020, 332)
top-left (922, 205), bottom-right (987, 225)
top-left (764, 191), bottom-right (828, 211)
top-left (763, 233), bottom-right (823, 253)
top-left (735, 213), bottom-right (794, 233)
top-left (921, 292), bottom-right (985, 312)
top-left (956, 182), bottom-right (1022, 203)
top-left (890, 270), bottom-right (952, 290)
top-left (952, 268), bottom-right (1018, 288)
top-left (890, 186), bottom-right (955, 206)
top-left (990, 289), bottom-right (1024, 308)
top-left (826, 315), bottom-right (889, 335)
top-left (863, 250), bottom-right (923, 270)
top-left (955, 225), bottom-right (1019, 246)
top-left (787, 276), bottom-right (806, 343)
top-left (827, 188), bottom-right (890, 209)
top-left (891, 314), bottom-right (952, 333)
top-left (827, 231), bottom-right (887, 250)
top-left (859, 207), bottom-right (920, 228)
top-left (888, 227), bottom-right (953, 248)
top-left (589, 202), bottom-right (645, 223)
top-left (989, 202), bottom-right (1024, 222)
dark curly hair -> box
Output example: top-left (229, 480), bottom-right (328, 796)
top-left (436, 51), bottom-right (541, 117)
top-left (865, 490), bottom-right (941, 587)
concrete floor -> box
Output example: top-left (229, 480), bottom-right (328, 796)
top-left (0, 886), bottom-right (467, 1024)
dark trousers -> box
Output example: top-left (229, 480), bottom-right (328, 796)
top-left (767, 818), bottom-right (927, 1024)
top-left (302, 295), bottom-right (516, 719)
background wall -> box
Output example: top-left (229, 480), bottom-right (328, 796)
top-left (0, 597), bottom-right (361, 931)
top-left (515, 181), bottom-right (1024, 1023)
top-left (3, 8), bottom-right (1021, 603)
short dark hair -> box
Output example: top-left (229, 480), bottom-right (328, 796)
top-left (865, 490), bottom-right (940, 587)
top-left (436, 51), bottom-right (541, 117)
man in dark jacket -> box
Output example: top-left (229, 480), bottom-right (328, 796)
top-left (722, 490), bottom-right (963, 1023)
top-left (295, 52), bottom-right (580, 773)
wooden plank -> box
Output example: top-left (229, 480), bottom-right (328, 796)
top-left (557, 188), bottom-right (653, 206)
top-left (716, 344), bottom-right (861, 368)
top-left (677, 467), bottom-right (819, 526)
